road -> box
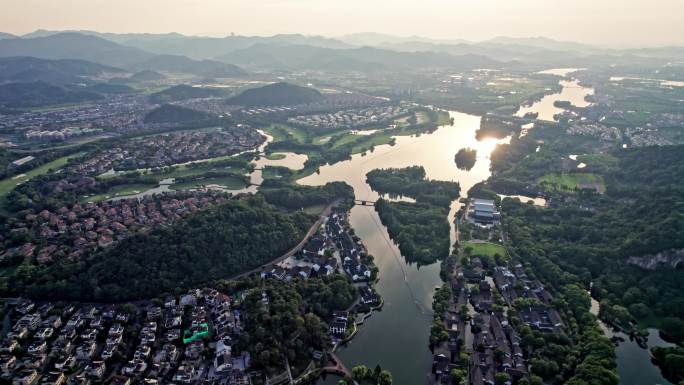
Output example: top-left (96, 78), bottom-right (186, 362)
top-left (229, 199), bottom-right (341, 280)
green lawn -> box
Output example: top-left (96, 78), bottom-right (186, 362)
top-left (577, 153), bottom-right (619, 169)
top-left (537, 172), bottom-right (605, 193)
top-left (170, 175), bottom-right (247, 191)
top-left (263, 124), bottom-right (310, 143)
top-left (102, 157), bottom-right (251, 182)
top-left (461, 241), bottom-right (507, 258)
top-left (81, 183), bottom-right (159, 202)
top-left (264, 153), bottom-right (286, 160)
top-left (0, 152), bottom-right (84, 201)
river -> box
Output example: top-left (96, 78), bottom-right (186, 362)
top-left (590, 298), bottom-right (675, 385)
top-left (299, 111), bottom-right (510, 385)
top-left (516, 68), bottom-right (594, 122)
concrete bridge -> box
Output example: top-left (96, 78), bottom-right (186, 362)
top-left (353, 199), bottom-right (377, 206)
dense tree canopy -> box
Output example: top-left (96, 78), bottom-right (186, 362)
top-left (366, 166), bottom-right (460, 207)
top-left (7, 197), bottom-right (316, 301)
top-left (375, 199), bottom-right (451, 265)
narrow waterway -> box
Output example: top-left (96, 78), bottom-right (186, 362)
top-left (590, 298), bottom-right (675, 385)
top-left (516, 68), bottom-right (594, 122)
top-left (299, 111), bottom-right (508, 385)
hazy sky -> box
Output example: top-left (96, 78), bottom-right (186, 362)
top-left (2, 0), bottom-right (683, 47)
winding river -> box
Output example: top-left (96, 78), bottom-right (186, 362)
top-left (516, 68), bottom-right (594, 122)
top-left (299, 111), bottom-right (509, 385)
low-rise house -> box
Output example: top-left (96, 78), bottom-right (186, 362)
top-left (13, 369), bottom-right (38, 385)
top-left (76, 341), bottom-right (96, 360)
top-left (0, 354), bottom-right (17, 373)
top-left (23, 354), bottom-right (47, 369)
top-left (15, 314), bottom-right (41, 331)
top-left (54, 356), bottom-right (76, 372)
top-left (172, 364), bottom-right (195, 384)
top-left (0, 340), bottom-right (19, 353)
top-left (108, 324), bottom-right (124, 337)
top-left (109, 375), bottom-right (130, 385)
top-left (27, 341), bottom-right (47, 356)
top-left (329, 311), bottom-right (349, 336)
top-left (122, 359), bottom-right (147, 376)
top-left (38, 372), bottom-right (65, 385)
top-left (35, 328), bottom-right (54, 340)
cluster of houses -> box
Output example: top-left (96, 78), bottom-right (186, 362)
top-left (259, 208), bottom-right (380, 343)
top-left (432, 254), bottom-right (565, 385)
top-left (24, 127), bottom-right (104, 142)
top-left (492, 265), bottom-right (564, 332)
top-left (66, 127), bottom-right (263, 176)
top-left (0, 288), bottom-right (250, 385)
top-left (262, 209), bottom-right (376, 284)
top-left (1, 192), bottom-right (230, 264)
top-left (0, 94), bottom-right (149, 138)
top-left (286, 105), bottom-right (410, 133)
top-left (237, 92), bottom-right (387, 119)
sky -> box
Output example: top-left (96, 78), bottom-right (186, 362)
top-left (2, 0), bottom-right (683, 47)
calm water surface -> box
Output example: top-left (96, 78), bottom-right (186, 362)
top-left (590, 298), bottom-right (674, 385)
top-left (516, 79), bottom-right (594, 121)
top-left (298, 111), bottom-right (507, 385)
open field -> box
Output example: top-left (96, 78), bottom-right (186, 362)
top-left (0, 152), bottom-right (84, 202)
top-left (81, 183), bottom-right (159, 202)
top-left (537, 172), bottom-right (605, 192)
top-left (461, 241), bottom-right (507, 258)
top-left (170, 175), bottom-right (247, 191)
top-left (264, 153), bottom-right (286, 160)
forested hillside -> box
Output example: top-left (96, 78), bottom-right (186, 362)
top-left (499, 144), bottom-right (684, 342)
top-left (7, 197), bottom-right (316, 301)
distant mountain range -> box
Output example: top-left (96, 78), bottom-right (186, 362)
top-left (0, 57), bottom-right (122, 84)
top-left (216, 43), bottom-right (503, 72)
top-left (0, 32), bottom-right (153, 67)
top-left (19, 29), bottom-right (352, 58)
top-left (1, 30), bottom-right (683, 79)
top-left (0, 33), bottom-right (248, 77)
top-left (0, 81), bottom-right (104, 108)
top-left (130, 55), bottom-right (245, 77)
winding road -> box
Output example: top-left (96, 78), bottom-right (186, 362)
top-left (229, 199), bottom-right (342, 280)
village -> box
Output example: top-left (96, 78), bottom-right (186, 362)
top-left (0, 94), bottom-right (151, 141)
top-left (66, 127), bottom-right (263, 176)
top-left (0, 204), bottom-right (382, 385)
top-left (261, 207), bottom-right (381, 319)
top-left (285, 105), bottom-right (410, 132)
top-left (431, 198), bottom-right (564, 385)
top-left (1, 192), bottom-right (232, 265)
top-left (0, 288), bottom-right (252, 385)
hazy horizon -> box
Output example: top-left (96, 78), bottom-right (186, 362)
top-left (2, 0), bottom-right (684, 48)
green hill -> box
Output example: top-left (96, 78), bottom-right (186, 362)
top-left (130, 69), bottom-right (166, 81)
top-left (85, 83), bottom-right (135, 94)
top-left (0, 81), bottom-right (104, 108)
top-left (227, 82), bottom-right (324, 107)
top-left (9, 198), bottom-right (316, 301)
top-left (149, 84), bottom-right (227, 103)
top-left (143, 104), bottom-right (216, 124)
top-left (0, 56), bottom-right (123, 84)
